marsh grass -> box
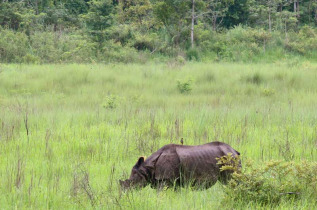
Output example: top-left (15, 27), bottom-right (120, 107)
top-left (0, 62), bottom-right (316, 209)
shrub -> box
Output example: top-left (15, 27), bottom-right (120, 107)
top-left (30, 31), bottom-right (97, 63)
top-left (186, 48), bottom-right (200, 61)
top-left (261, 88), bottom-right (275, 97)
top-left (199, 32), bottom-right (227, 59)
top-left (29, 31), bottom-right (59, 63)
top-left (103, 95), bottom-right (117, 109)
top-left (58, 33), bottom-right (97, 63)
top-left (166, 54), bottom-right (186, 68)
top-left (177, 79), bottom-right (192, 94)
top-left (176, 55), bottom-right (186, 65)
top-left (284, 26), bottom-right (317, 56)
top-left (198, 26), bottom-right (275, 62)
top-left (102, 41), bottom-right (142, 63)
top-left (22, 54), bottom-right (41, 64)
top-left (107, 24), bottom-right (134, 46)
top-left (219, 156), bottom-right (317, 206)
top-left (132, 33), bottom-right (160, 52)
top-left (0, 29), bottom-right (29, 63)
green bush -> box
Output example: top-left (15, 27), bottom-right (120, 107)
top-left (58, 33), bottom-right (97, 63)
top-left (219, 156), bottom-right (317, 206)
top-left (177, 79), bottom-right (192, 94)
top-left (107, 24), bottom-right (134, 46)
top-left (22, 54), bottom-right (41, 64)
top-left (102, 40), bottom-right (145, 63)
top-left (261, 88), bottom-right (275, 97)
top-left (176, 55), bottom-right (186, 65)
top-left (186, 48), bottom-right (200, 61)
top-left (30, 31), bottom-right (97, 63)
top-left (103, 94), bottom-right (117, 109)
top-left (0, 29), bottom-right (28, 63)
top-left (132, 33), bottom-right (160, 52)
top-left (284, 26), bottom-right (317, 56)
top-left (198, 26), bottom-right (274, 62)
top-left (30, 31), bottom-right (60, 63)
top-left (199, 30), bottom-right (226, 59)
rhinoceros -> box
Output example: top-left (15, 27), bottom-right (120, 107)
top-left (120, 141), bottom-right (240, 189)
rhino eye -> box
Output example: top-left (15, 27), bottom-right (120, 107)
top-left (134, 173), bottom-right (142, 180)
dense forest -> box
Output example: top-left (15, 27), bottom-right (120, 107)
top-left (0, 0), bottom-right (316, 63)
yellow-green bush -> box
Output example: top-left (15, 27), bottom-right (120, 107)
top-left (284, 26), bottom-right (317, 56)
top-left (0, 29), bottom-right (29, 62)
top-left (220, 156), bottom-right (317, 206)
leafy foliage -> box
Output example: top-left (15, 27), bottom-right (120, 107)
top-left (103, 94), bottom-right (117, 109)
top-left (177, 79), bottom-right (193, 94)
top-left (219, 155), bottom-right (317, 206)
top-left (0, 0), bottom-right (316, 63)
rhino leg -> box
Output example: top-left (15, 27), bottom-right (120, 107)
top-left (218, 170), bottom-right (233, 184)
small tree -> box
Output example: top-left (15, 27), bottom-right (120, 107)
top-left (249, 0), bottom-right (279, 32)
top-left (204, 0), bottom-right (234, 31)
top-left (190, 0), bottom-right (233, 48)
top-left (153, 0), bottom-right (190, 46)
top-left (276, 10), bottom-right (298, 34)
top-left (80, 0), bottom-right (115, 48)
top-left (118, 0), bottom-right (153, 27)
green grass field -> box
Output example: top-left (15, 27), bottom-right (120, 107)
top-left (0, 62), bottom-right (316, 209)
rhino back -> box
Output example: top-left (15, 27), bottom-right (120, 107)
top-left (175, 142), bottom-right (238, 180)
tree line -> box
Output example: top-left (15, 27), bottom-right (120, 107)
top-left (0, 0), bottom-right (316, 63)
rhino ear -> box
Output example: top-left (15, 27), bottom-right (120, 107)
top-left (135, 156), bottom-right (145, 167)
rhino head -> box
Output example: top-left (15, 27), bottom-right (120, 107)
top-left (120, 157), bottom-right (148, 190)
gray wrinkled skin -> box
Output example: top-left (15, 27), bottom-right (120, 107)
top-left (119, 141), bottom-right (240, 190)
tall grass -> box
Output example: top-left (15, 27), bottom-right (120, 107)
top-left (0, 62), bottom-right (316, 209)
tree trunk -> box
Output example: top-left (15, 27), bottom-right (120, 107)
top-left (191, 0), bottom-right (195, 48)
top-left (308, 0), bottom-right (312, 23)
top-left (280, 4), bottom-right (283, 12)
top-left (294, 0), bottom-right (297, 13)
top-left (268, 10), bottom-right (272, 32)
top-left (294, 0), bottom-right (299, 23)
top-left (212, 15), bottom-right (217, 31)
top-left (35, 0), bottom-right (39, 15)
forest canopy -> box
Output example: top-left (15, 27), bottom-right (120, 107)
top-left (0, 0), bottom-right (316, 63)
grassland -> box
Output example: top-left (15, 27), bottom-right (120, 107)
top-left (0, 62), bottom-right (316, 209)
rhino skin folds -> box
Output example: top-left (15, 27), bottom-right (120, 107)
top-left (120, 141), bottom-right (241, 190)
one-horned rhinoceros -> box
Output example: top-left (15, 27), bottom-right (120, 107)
top-left (120, 141), bottom-right (240, 189)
